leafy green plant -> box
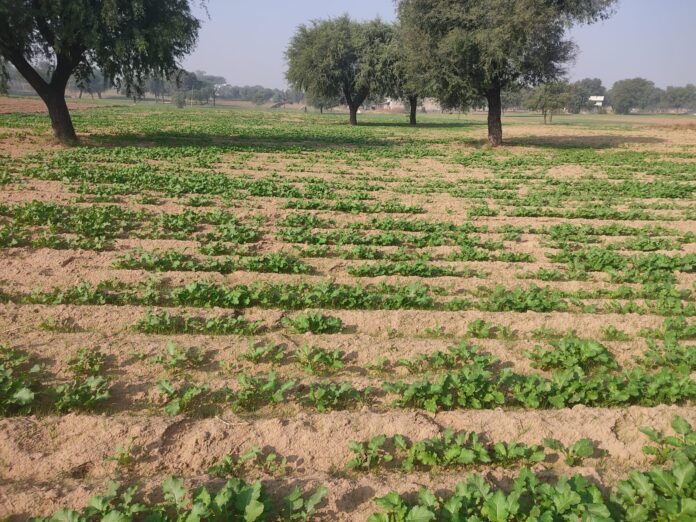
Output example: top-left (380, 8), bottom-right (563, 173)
top-left (601, 325), bottom-right (631, 341)
top-left (149, 342), bottom-right (205, 374)
top-left (367, 470), bottom-right (615, 522)
top-left (230, 371), bottom-right (295, 412)
top-left (0, 345), bottom-right (41, 415)
top-left (530, 326), bottom-right (566, 340)
top-left (466, 319), bottom-right (514, 339)
top-left (239, 340), bottom-right (287, 364)
top-left (208, 446), bottom-right (263, 477)
top-left (107, 437), bottom-right (138, 471)
top-left (281, 312), bottom-right (343, 334)
top-left (384, 364), bottom-right (505, 413)
top-left (54, 376), bottom-right (111, 412)
top-left (282, 485), bottom-right (328, 521)
top-left (395, 342), bottom-right (498, 375)
top-left (301, 382), bottom-right (367, 412)
top-left (640, 416), bottom-right (696, 464)
top-left (490, 441), bottom-right (546, 467)
top-left (136, 310), bottom-right (262, 335)
top-left (67, 348), bottom-right (106, 376)
top-left (365, 356), bottom-right (391, 374)
top-left (543, 438), bottom-right (600, 466)
top-left (39, 316), bottom-right (82, 333)
top-left (295, 344), bottom-right (345, 375)
top-left (637, 338), bottom-right (696, 370)
top-left (640, 317), bottom-right (696, 340)
top-left (347, 435), bottom-right (394, 471)
top-left (525, 337), bottom-right (617, 371)
top-left (156, 379), bottom-right (210, 416)
top-left (398, 430), bottom-right (492, 472)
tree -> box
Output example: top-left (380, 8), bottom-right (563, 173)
top-left (567, 77), bottom-right (605, 113)
top-left (0, 1), bottom-right (202, 142)
top-left (608, 78), bottom-right (662, 114)
top-left (286, 15), bottom-right (394, 125)
top-left (69, 68), bottom-right (108, 99)
top-left (304, 93), bottom-right (340, 113)
top-left (662, 85), bottom-right (696, 112)
top-left (397, 0), bottom-right (617, 146)
top-left (168, 69), bottom-right (221, 107)
top-left (147, 76), bottom-right (169, 103)
top-left (501, 87), bottom-right (530, 111)
top-left (524, 82), bottom-right (571, 123)
top-left (384, 18), bottom-right (434, 125)
top-left (196, 72), bottom-right (226, 106)
top-left (0, 57), bottom-right (8, 94)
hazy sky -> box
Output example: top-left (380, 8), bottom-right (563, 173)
top-left (182, 0), bottom-right (696, 89)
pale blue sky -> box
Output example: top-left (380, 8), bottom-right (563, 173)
top-left (182, 0), bottom-right (696, 89)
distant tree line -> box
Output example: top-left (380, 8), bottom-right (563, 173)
top-left (217, 85), bottom-right (304, 105)
top-left (3, 62), bottom-right (304, 107)
top-left (516, 77), bottom-right (696, 121)
top-left (3, 60), bottom-right (112, 99)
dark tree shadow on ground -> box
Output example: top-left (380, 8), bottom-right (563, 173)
top-left (82, 132), bottom-right (401, 151)
top-left (356, 120), bottom-right (487, 129)
top-left (499, 135), bottom-right (666, 149)
top-left (80, 126), bottom-right (664, 153)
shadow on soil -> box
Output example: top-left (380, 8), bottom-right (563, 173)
top-left (356, 120), bottom-right (486, 129)
top-left (500, 134), bottom-right (666, 149)
top-left (78, 121), bottom-right (665, 152)
top-left (82, 132), bottom-right (405, 152)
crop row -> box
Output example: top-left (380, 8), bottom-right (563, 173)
top-left (28, 415), bottom-right (696, 521)
top-left (4, 336), bottom-right (694, 416)
top-left (8, 278), bottom-right (695, 316)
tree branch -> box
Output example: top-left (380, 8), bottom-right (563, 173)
top-left (7, 50), bottom-right (49, 98)
top-left (31, 0), bottom-right (57, 49)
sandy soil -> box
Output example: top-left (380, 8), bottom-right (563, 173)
top-left (0, 96), bottom-right (99, 115)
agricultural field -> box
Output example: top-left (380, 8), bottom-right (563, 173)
top-left (0, 100), bottom-right (695, 520)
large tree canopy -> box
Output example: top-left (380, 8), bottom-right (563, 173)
top-left (609, 78), bottom-right (663, 115)
top-left (397, 0), bottom-right (616, 145)
top-left (524, 82), bottom-right (571, 123)
top-left (0, 0), bottom-right (202, 142)
top-left (285, 15), bottom-right (393, 125)
top-left (567, 77), bottom-right (606, 113)
top-left (382, 21), bottom-right (434, 125)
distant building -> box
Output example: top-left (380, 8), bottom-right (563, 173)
top-left (589, 95), bottom-right (605, 108)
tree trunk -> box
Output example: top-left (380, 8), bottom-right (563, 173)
top-left (320, 106), bottom-right (323, 114)
top-left (344, 87), bottom-right (368, 126)
top-left (485, 86), bottom-right (503, 146)
top-left (408, 95), bottom-right (418, 125)
top-left (45, 90), bottom-right (78, 143)
top-left (543, 110), bottom-right (548, 124)
top-left (8, 52), bottom-right (78, 143)
top-left (349, 104), bottom-right (358, 125)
